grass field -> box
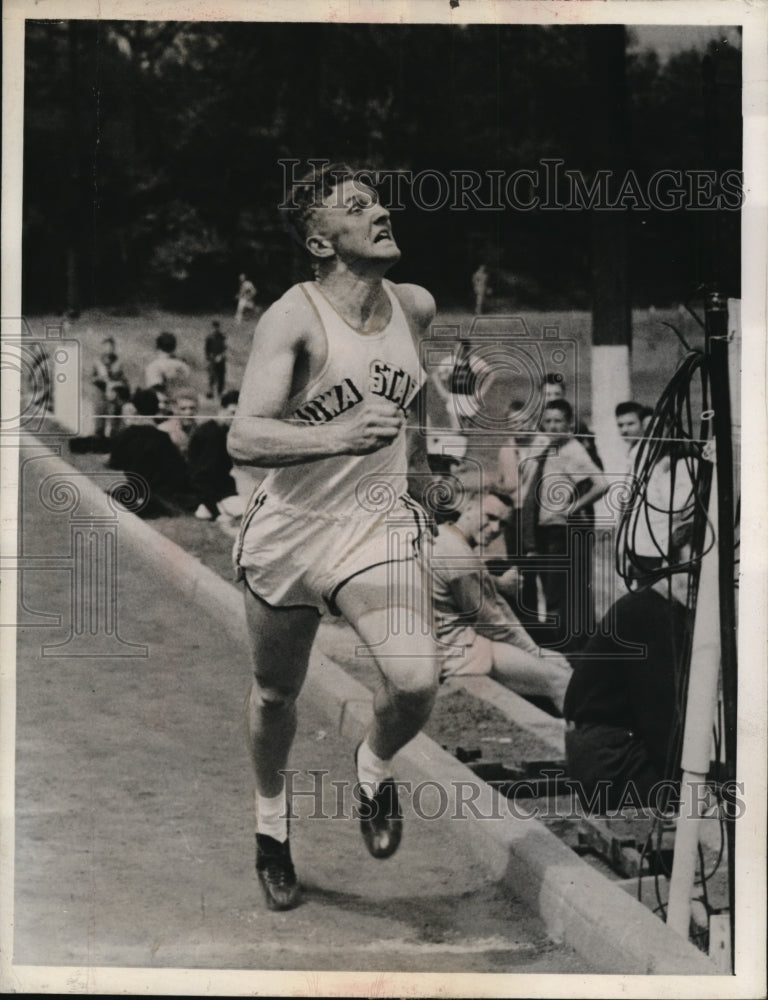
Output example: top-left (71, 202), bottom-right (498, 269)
top-left (30, 303), bottom-right (706, 433)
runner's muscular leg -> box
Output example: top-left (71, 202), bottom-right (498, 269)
top-left (244, 588), bottom-right (320, 797)
top-left (335, 561), bottom-right (439, 762)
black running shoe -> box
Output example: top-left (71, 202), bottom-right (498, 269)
top-left (355, 745), bottom-right (403, 859)
top-left (255, 833), bottom-right (300, 911)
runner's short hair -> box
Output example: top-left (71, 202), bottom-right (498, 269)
top-left (281, 162), bottom-right (357, 248)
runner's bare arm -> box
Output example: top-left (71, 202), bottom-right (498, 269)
top-left (392, 283), bottom-right (437, 505)
top-left (392, 282), bottom-right (436, 336)
top-left (227, 297), bottom-right (404, 467)
top-left (406, 386), bottom-right (432, 505)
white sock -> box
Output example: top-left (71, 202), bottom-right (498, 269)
top-left (256, 788), bottom-right (288, 843)
top-left (357, 740), bottom-right (393, 792)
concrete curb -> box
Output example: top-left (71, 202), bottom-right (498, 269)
top-left (21, 443), bottom-right (718, 975)
top-left (446, 675), bottom-right (566, 758)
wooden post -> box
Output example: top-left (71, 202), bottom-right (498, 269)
top-left (585, 27), bottom-right (633, 474)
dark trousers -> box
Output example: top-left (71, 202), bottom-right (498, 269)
top-left (207, 361), bottom-right (226, 397)
top-left (565, 723), bottom-right (672, 812)
top-left (522, 523), bottom-right (595, 653)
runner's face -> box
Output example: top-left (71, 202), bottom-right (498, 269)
top-left (310, 179), bottom-right (401, 266)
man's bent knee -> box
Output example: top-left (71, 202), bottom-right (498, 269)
top-left (386, 660), bottom-right (439, 705)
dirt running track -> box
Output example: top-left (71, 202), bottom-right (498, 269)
top-left (12, 451), bottom-right (590, 976)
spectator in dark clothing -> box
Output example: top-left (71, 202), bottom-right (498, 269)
top-left (189, 390), bottom-right (240, 520)
top-left (563, 525), bottom-right (693, 811)
top-left (109, 383), bottom-right (136, 438)
top-left (205, 320), bottom-right (227, 400)
top-left (157, 386), bottom-right (198, 458)
top-left (108, 388), bottom-right (196, 518)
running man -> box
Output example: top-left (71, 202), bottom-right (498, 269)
top-left (228, 163), bottom-right (440, 910)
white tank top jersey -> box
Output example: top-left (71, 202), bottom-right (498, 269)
top-left (257, 279), bottom-right (425, 517)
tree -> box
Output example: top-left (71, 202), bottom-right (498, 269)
top-left (21, 22), bottom-right (741, 313)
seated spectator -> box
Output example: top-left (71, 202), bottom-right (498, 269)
top-left (431, 488), bottom-right (572, 713)
top-left (108, 388), bottom-right (195, 518)
top-left (188, 390), bottom-right (240, 520)
top-left (108, 383), bottom-right (136, 438)
top-left (563, 522), bottom-right (693, 812)
top-left (157, 387), bottom-right (198, 458)
top-left (144, 331), bottom-right (191, 392)
top-left (149, 384), bottom-right (172, 421)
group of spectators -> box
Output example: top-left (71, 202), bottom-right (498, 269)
top-left (85, 327), bottom-right (240, 521)
top-left (427, 365), bottom-right (693, 810)
top-left (90, 325), bottom-right (231, 442)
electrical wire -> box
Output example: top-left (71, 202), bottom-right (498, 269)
top-left (613, 341), bottom-right (736, 919)
top-left (616, 348), bottom-right (716, 590)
